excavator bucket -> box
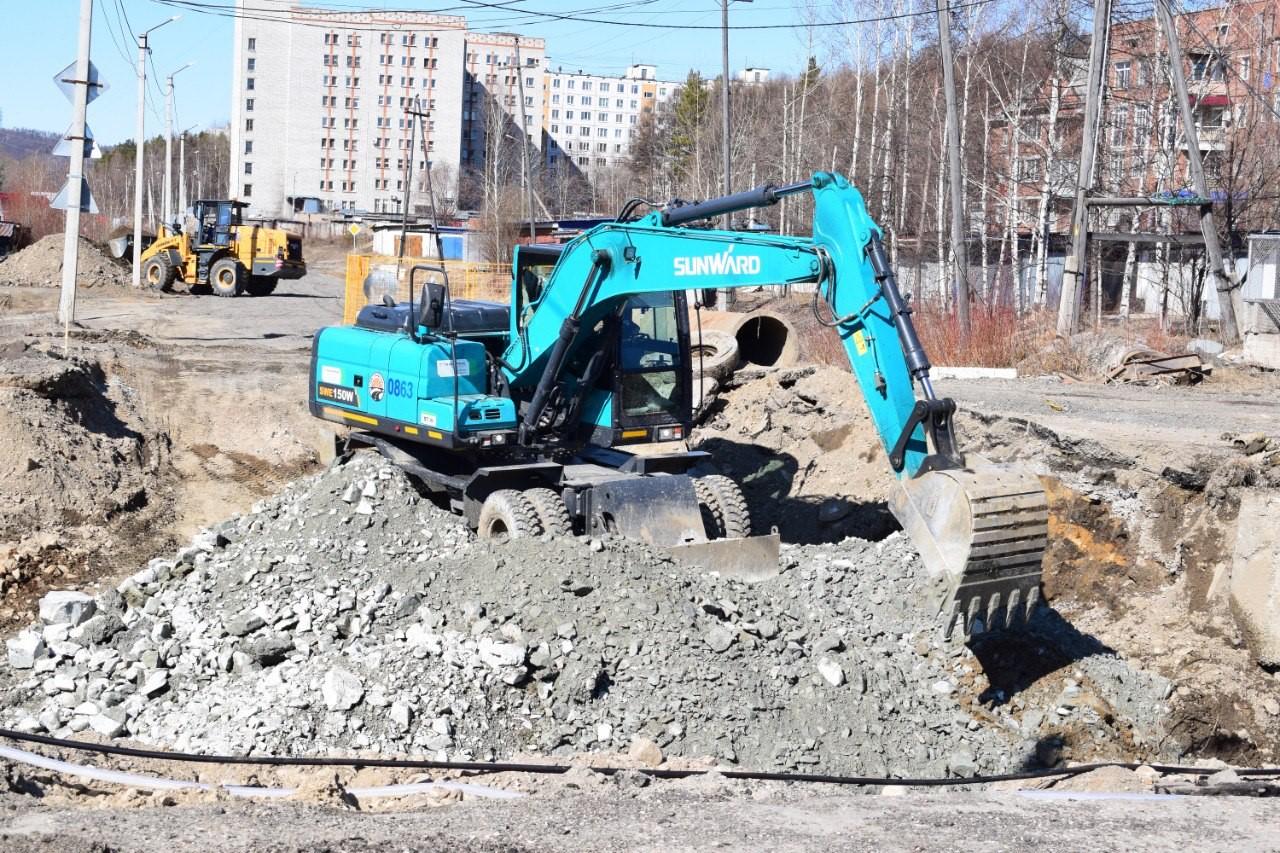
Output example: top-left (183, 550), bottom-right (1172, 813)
top-left (889, 457), bottom-right (1048, 639)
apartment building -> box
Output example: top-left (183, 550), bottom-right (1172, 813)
top-left (460, 33), bottom-right (547, 173)
top-left (996, 0), bottom-right (1280, 236)
top-left (542, 64), bottom-right (678, 173)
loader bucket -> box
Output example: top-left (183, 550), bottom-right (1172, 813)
top-left (889, 457), bottom-right (1048, 638)
top-left (668, 532), bottom-right (782, 582)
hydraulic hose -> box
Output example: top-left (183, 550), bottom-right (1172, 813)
top-left (2, 728), bottom-right (1277, 788)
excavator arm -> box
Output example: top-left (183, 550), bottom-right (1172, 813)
top-left (501, 172), bottom-right (1047, 636)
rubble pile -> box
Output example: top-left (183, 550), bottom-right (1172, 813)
top-left (2, 453), bottom-right (1175, 776)
top-left (0, 234), bottom-right (130, 289)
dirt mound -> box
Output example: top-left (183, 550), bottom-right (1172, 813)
top-left (691, 365), bottom-right (897, 545)
top-left (0, 234), bottom-right (129, 289)
top-left (0, 341), bottom-right (169, 627)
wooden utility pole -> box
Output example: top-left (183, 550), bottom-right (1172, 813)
top-left (1154, 0), bottom-right (1241, 344)
top-left (937, 0), bottom-right (970, 335)
top-left (1059, 0), bottom-right (1111, 337)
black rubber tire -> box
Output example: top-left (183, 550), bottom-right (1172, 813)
top-left (525, 487), bottom-right (572, 537)
top-left (141, 255), bottom-right (176, 292)
top-left (210, 257), bottom-right (243, 298)
top-left (246, 276), bottom-right (278, 297)
top-left (477, 489), bottom-right (543, 543)
top-left (690, 329), bottom-right (740, 382)
top-left (693, 475), bottom-right (752, 540)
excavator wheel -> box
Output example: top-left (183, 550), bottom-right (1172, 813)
top-left (210, 258), bottom-right (244, 298)
top-left (141, 256), bottom-right (176, 292)
top-left (525, 488), bottom-right (573, 537)
top-left (477, 489), bottom-right (543, 544)
top-left (246, 276), bottom-right (278, 297)
top-left (693, 475), bottom-right (752, 540)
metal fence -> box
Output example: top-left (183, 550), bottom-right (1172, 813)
top-left (342, 254), bottom-right (512, 324)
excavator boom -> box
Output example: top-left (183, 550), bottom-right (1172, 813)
top-left (500, 172), bottom-right (1047, 636)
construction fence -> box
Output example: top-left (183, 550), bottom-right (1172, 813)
top-left (342, 254), bottom-right (512, 324)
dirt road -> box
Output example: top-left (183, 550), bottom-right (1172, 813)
top-left (2, 786), bottom-right (1278, 852)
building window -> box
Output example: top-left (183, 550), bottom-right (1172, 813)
top-left (245, 118), bottom-right (254, 131)
top-left (244, 140), bottom-right (253, 154)
top-left (245, 98), bottom-right (254, 111)
top-left (247, 37), bottom-right (256, 51)
top-left (243, 183), bottom-right (252, 196)
top-left (244, 162), bottom-right (253, 175)
top-left (567, 79), bottom-right (575, 88)
top-left (246, 77), bottom-right (255, 90)
top-left (1110, 105), bottom-right (1128, 146)
top-left (247, 58), bottom-right (255, 71)
top-left (1114, 61), bottom-right (1130, 88)
top-left (1190, 52), bottom-right (1225, 82)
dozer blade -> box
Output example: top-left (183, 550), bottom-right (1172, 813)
top-left (668, 533), bottom-right (782, 582)
top-left (889, 456), bottom-right (1047, 639)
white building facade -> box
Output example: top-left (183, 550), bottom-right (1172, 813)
top-left (542, 64), bottom-right (677, 173)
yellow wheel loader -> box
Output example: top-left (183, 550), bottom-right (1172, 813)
top-left (138, 200), bottom-right (305, 297)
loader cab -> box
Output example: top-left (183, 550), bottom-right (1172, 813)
top-left (194, 200), bottom-right (246, 247)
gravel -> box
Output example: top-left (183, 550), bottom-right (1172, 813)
top-left (0, 452), bottom-right (1177, 776)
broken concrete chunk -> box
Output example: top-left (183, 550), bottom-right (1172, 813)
top-left (1229, 490), bottom-right (1280, 666)
top-left (321, 667), bottom-right (364, 711)
top-left (6, 631), bottom-right (47, 669)
top-left (628, 736), bottom-right (663, 767)
top-left (38, 591), bottom-right (96, 627)
top-left (224, 611), bottom-right (266, 637)
top-left (817, 657), bottom-right (846, 687)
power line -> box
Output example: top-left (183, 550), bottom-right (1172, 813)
top-left (153, 0), bottom-right (1002, 32)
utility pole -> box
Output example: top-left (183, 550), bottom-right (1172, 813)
top-left (937, 0), bottom-right (970, 336)
top-left (398, 97), bottom-right (418, 263)
top-left (1059, 0), bottom-right (1111, 337)
top-left (163, 61), bottom-right (193, 229)
top-left (409, 98), bottom-right (445, 263)
top-left (178, 124), bottom-right (196, 223)
top-left (58, 0), bottom-right (93, 327)
top-left (1154, 0), bottom-right (1241, 344)
top-left (132, 15), bottom-right (178, 287)
top-left (513, 38), bottom-right (537, 246)
top-left (721, 0), bottom-right (732, 226)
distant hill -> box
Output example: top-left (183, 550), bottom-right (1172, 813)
top-left (0, 128), bottom-right (61, 161)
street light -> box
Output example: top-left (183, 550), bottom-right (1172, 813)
top-left (131, 14), bottom-right (180, 289)
top-left (179, 123), bottom-right (198, 225)
top-left (164, 61), bottom-right (195, 227)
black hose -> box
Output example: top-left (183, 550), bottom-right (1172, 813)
top-left (1, 728), bottom-right (1277, 787)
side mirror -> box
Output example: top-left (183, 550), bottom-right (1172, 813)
top-left (423, 281), bottom-right (447, 329)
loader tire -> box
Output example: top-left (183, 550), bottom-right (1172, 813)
top-left (525, 487), bottom-right (572, 537)
top-left (246, 276), bottom-right (278, 297)
top-left (690, 329), bottom-right (739, 382)
top-left (477, 489), bottom-right (542, 544)
top-left (693, 475), bottom-right (752, 540)
top-left (141, 255), bottom-right (176, 292)
top-left (210, 257), bottom-right (244, 298)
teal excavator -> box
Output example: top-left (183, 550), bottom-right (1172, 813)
top-left (309, 173), bottom-right (1048, 637)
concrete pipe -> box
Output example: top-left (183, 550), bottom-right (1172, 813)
top-left (731, 311), bottom-right (800, 368)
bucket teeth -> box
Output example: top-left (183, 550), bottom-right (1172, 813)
top-left (891, 457), bottom-right (1049, 642)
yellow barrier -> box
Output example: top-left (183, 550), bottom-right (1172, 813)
top-left (342, 254), bottom-right (512, 324)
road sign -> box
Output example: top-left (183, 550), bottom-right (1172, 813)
top-left (348, 223), bottom-right (361, 236)
top-left (52, 123), bottom-right (102, 159)
top-left (53, 60), bottom-right (108, 105)
top-left (50, 177), bottom-right (98, 215)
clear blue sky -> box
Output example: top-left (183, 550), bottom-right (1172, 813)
top-left (1, 1), bottom-right (828, 146)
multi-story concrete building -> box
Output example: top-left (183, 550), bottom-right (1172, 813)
top-left (229, 1), bottom-right (545, 218)
top-left (542, 64), bottom-right (678, 173)
top-left (461, 33), bottom-right (547, 175)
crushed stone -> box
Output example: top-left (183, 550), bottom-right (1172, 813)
top-left (1, 451), bottom-right (1177, 777)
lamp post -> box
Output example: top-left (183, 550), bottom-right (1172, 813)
top-left (163, 61), bottom-right (195, 228)
top-left (131, 15), bottom-right (180, 289)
